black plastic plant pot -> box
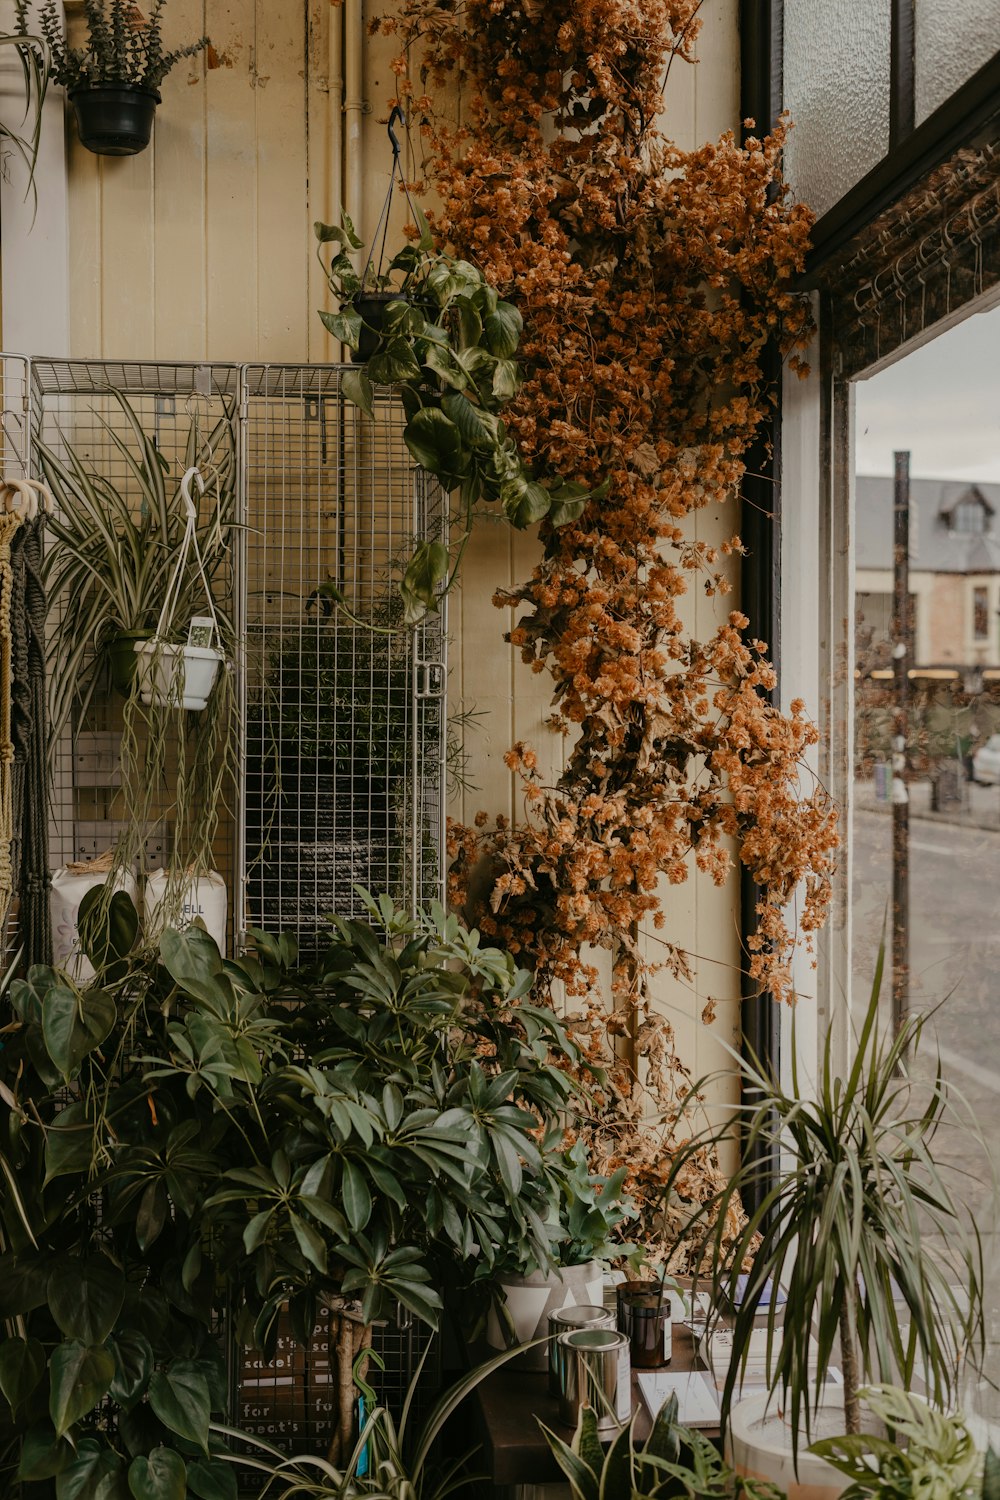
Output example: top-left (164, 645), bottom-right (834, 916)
top-left (350, 291), bottom-right (408, 363)
top-left (69, 86), bottom-right (160, 157)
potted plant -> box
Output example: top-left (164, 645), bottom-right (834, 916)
top-left (314, 209), bottom-right (607, 624)
top-left (666, 949), bottom-right (985, 1475)
top-left (38, 387), bottom-right (236, 746)
top-left (3, 7), bottom-right (50, 206)
top-left (0, 889), bottom-right (596, 1485)
top-left (483, 1137), bottom-right (636, 1371)
top-left (809, 1386), bottom-right (995, 1500)
top-left (542, 1393), bottom-right (784, 1500)
top-left (26, 0), bottom-right (209, 156)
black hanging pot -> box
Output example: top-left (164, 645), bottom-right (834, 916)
top-left (69, 85), bottom-right (160, 157)
top-left (350, 291), bottom-right (411, 363)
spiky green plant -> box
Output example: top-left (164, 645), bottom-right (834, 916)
top-left (28, 0), bottom-right (207, 93)
top-left (39, 386), bottom-right (236, 750)
top-left (666, 948), bottom-right (985, 1449)
top-left (541, 1393), bottom-right (782, 1500)
top-left (3, 8), bottom-right (49, 210)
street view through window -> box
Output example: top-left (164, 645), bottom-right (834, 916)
top-left (853, 299), bottom-right (1000, 1414)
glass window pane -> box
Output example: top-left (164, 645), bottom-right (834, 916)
top-left (915, 1), bottom-right (1000, 124)
top-left (853, 303), bottom-right (1000, 1414)
top-left (784, 0), bottom-right (891, 218)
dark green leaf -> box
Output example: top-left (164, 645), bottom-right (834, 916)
top-left (17, 1424), bottom-right (74, 1481)
top-left (341, 1158), bottom-right (373, 1232)
top-left (0, 1335), bottom-right (45, 1409)
top-left (505, 481), bottom-right (551, 528)
top-left (403, 407), bottom-right (463, 476)
top-left (78, 886), bottom-right (139, 972)
top-left (108, 1330), bottom-right (154, 1411)
top-left (44, 1102), bottom-right (95, 1183)
top-left (55, 1439), bottom-right (124, 1500)
top-left (401, 541), bottom-right (449, 620)
top-left (135, 1181), bottom-right (169, 1252)
top-left (148, 1364), bottom-right (211, 1453)
top-left (186, 1457), bottom-right (237, 1500)
top-left (49, 1255), bottom-right (125, 1345)
top-left (159, 926), bottom-right (225, 1002)
top-left (484, 301), bottom-right (522, 357)
top-left (127, 1447), bottom-right (186, 1500)
top-left (0, 1255), bottom-right (50, 1317)
top-left (341, 367), bottom-right (375, 418)
top-left (368, 336), bottom-right (422, 386)
top-left (49, 1340), bottom-right (115, 1438)
top-left (42, 983), bottom-right (116, 1082)
top-left (441, 391), bottom-right (499, 451)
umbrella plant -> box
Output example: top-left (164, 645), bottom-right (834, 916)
top-left (0, 889), bottom-right (610, 1488)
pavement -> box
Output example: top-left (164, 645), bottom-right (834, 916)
top-left (855, 774), bottom-right (1000, 831)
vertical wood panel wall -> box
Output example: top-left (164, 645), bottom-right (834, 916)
top-left (15, 0), bottom-right (745, 1090)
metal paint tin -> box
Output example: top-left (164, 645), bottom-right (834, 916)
top-left (548, 1303), bottom-right (615, 1395)
top-left (556, 1327), bottom-right (631, 1436)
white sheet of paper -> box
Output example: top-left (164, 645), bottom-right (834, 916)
top-left (636, 1370), bottom-right (722, 1428)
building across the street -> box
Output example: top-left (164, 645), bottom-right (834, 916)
top-left (856, 475), bottom-right (1000, 677)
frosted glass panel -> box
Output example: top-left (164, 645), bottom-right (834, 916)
top-left (784, 0), bottom-right (891, 219)
top-left (915, 0), bottom-right (1000, 122)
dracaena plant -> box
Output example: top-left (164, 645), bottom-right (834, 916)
top-left (0, 888), bottom-right (596, 1490)
top-left (664, 947), bottom-right (986, 1451)
top-left (314, 209), bottom-right (606, 625)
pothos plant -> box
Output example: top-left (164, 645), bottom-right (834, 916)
top-left (0, 889), bottom-right (610, 1486)
top-left (315, 208), bottom-right (606, 624)
top-left (387, 0), bottom-right (840, 1263)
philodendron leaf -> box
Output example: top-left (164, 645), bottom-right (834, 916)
top-left (403, 407), bottom-right (463, 477)
top-left (400, 541), bottom-right (450, 625)
top-left (341, 367), bottom-right (375, 419)
top-left (16, 1424), bottom-right (74, 1481)
top-left (42, 983), bottom-right (116, 1082)
top-left (49, 1255), bottom-right (125, 1345)
top-left (54, 1438), bottom-right (125, 1500)
top-left (78, 886), bottom-right (139, 972)
top-left (127, 1446), bottom-right (187, 1500)
top-left (49, 1340), bottom-right (115, 1438)
top-left (505, 480), bottom-right (552, 529)
top-left (159, 925), bottom-right (224, 996)
top-left (0, 1335), bottom-right (45, 1409)
top-left (148, 1363), bottom-right (212, 1453)
top-left (483, 301), bottom-right (523, 357)
top-left (368, 336), bottom-right (422, 385)
top-left (186, 1457), bottom-right (237, 1500)
top-left (319, 307), bottom-right (362, 349)
top-left (44, 1101), bottom-right (95, 1184)
top-left (108, 1329), bottom-right (154, 1411)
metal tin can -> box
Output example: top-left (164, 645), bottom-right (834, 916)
top-left (548, 1303), bottom-right (615, 1395)
top-left (557, 1327), bottom-right (631, 1436)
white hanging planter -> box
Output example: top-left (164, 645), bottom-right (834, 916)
top-left (134, 639), bottom-right (223, 711)
top-left (134, 466), bottom-right (226, 712)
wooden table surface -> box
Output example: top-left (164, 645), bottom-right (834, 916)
top-left (470, 1322), bottom-right (709, 1487)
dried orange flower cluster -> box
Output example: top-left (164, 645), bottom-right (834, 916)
top-left (384, 0), bottom-right (839, 1260)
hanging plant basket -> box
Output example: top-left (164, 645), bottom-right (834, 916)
top-left (134, 639), bottom-right (222, 711)
top-left (350, 291), bottom-right (410, 363)
top-left (69, 85), bottom-right (159, 156)
top-left (133, 467), bottom-right (226, 712)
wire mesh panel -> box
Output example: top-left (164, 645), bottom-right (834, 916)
top-left (0, 354), bottom-right (32, 955)
top-left (239, 365), bottom-right (447, 956)
top-left (29, 359), bottom-right (241, 949)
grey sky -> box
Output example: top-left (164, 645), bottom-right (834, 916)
top-left (854, 298), bottom-right (1000, 481)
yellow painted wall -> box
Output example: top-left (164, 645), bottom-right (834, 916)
top-left (27, 0), bottom-right (744, 1086)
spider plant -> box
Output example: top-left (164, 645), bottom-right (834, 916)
top-left (667, 946), bottom-right (986, 1450)
top-left (38, 386), bottom-right (236, 749)
top-left (2, 9), bottom-right (49, 213)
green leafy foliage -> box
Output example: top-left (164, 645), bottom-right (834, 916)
top-left (810, 1387), bottom-right (983, 1500)
top-left (664, 949), bottom-right (985, 1450)
top-left (314, 211), bottom-right (607, 624)
top-left (26, 0), bottom-right (208, 93)
top-left (541, 1393), bottom-right (783, 1500)
top-left (0, 892), bottom-right (612, 1490)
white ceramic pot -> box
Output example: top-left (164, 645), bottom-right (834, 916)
top-left (51, 863), bottom-right (139, 983)
top-left (727, 1390), bottom-right (874, 1500)
top-left (144, 868), bottom-right (228, 955)
top-left (487, 1261), bottom-right (605, 1371)
top-left (134, 640), bottom-right (223, 711)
